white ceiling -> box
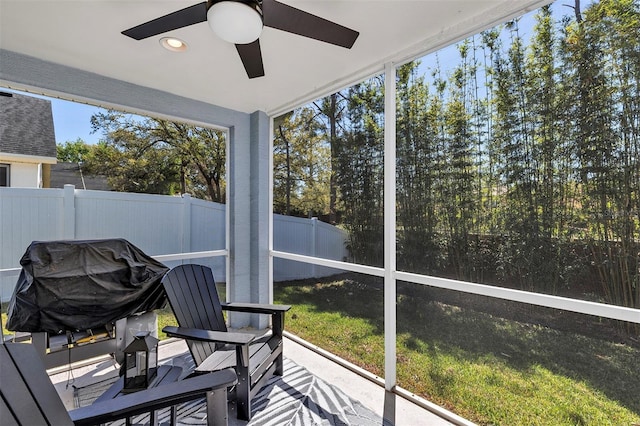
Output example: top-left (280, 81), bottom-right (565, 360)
top-left (0, 1), bottom-right (551, 115)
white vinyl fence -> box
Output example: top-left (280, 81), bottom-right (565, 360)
top-left (0, 186), bottom-right (348, 301)
top-left (273, 214), bottom-right (348, 281)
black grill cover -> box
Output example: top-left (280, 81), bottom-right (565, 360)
top-left (7, 239), bottom-right (169, 334)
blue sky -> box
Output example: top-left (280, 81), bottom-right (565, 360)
top-left (50, 99), bottom-right (104, 145)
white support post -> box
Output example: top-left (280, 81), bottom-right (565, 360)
top-left (225, 129), bottom-right (231, 300)
top-left (228, 120), bottom-right (252, 328)
top-left (383, 63), bottom-right (397, 392)
top-left (228, 111), bottom-right (270, 329)
top-left (250, 110), bottom-right (271, 329)
top-left (268, 116), bottom-right (275, 304)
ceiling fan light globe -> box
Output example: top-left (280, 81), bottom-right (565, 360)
top-left (208, 1), bottom-right (263, 45)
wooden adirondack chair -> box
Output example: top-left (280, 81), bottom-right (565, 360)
top-left (160, 264), bottom-right (291, 421)
top-left (0, 341), bottom-right (237, 426)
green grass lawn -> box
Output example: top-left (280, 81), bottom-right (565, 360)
top-left (3, 278), bottom-right (638, 425)
top-left (273, 275), bottom-right (640, 426)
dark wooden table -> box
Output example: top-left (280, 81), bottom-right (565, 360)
top-left (94, 365), bottom-right (183, 403)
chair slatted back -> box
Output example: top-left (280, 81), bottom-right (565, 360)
top-left (0, 343), bottom-right (73, 426)
top-left (161, 264), bottom-right (227, 365)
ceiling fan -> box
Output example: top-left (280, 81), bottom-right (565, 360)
top-left (122, 0), bottom-right (359, 79)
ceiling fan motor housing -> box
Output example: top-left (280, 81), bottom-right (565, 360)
top-left (207, 0), bottom-right (264, 44)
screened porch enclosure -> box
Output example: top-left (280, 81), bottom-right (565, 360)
top-left (2, 0), bottom-right (639, 424)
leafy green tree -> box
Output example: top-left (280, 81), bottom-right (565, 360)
top-left (442, 41), bottom-right (478, 278)
top-left (84, 140), bottom-right (180, 195)
top-left (154, 121), bottom-right (226, 202)
top-left (564, 0), bottom-right (640, 309)
top-left (56, 138), bottom-right (91, 163)
top-left (273, 0), bottom-right (639, 312)
top-left (336, 77), bottom-right (385, 266)
top-left (88, 112), bottom-right (226, 202)
top-left (396, 62), bottom-right (444, 273)
top-left (273, 107), bottom-right (330, 217)
top-left (313, 93), bottom-right (347, 224)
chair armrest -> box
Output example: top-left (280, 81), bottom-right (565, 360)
top-left (69, 370), bottom-right (237, 426)
top-left (222, 303), bottom-right (290, 338)
top-left (163, 326), bottom-right (255, 346)
top-left (221, 302), bottom-right (291, 315)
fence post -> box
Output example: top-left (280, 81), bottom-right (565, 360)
top-left (311, 217), bottom-right (318, 278)
top-left (63, 184), bottom-right (75, 239)
top-left (182, 194), bottom-right (192, 257)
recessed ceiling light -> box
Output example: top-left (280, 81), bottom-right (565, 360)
top-left (160, 37), bottom-right (187, 52)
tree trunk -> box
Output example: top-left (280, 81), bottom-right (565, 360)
top-left (328, 93), bottom-right (338, 224)
top-left (278, 124), bottom-right (292, 215)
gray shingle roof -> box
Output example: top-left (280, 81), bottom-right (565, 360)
top-left (0, 91), bottom-right (56, 158)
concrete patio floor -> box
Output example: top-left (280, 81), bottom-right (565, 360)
top-left (48, 336), bottom-right (460, 425)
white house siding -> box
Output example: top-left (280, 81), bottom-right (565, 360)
top-left (4, 161), bottom-right (40, 188)
top-left (0, 92), bottom-right (57, 188)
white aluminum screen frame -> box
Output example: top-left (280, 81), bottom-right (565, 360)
top-left (268, 60), bottom-right (640, 399)
top-left (383, 62), bottom-right (397, 391)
